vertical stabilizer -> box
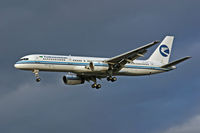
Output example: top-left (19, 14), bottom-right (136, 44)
top-left (148, 36), bottom-right (174, 64)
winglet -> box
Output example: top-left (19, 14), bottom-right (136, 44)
top-left (153, 40), bottom-right (160, 44)
top-left (161, 56), bottom-right (191, 68)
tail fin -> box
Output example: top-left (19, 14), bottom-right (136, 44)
top-left (148, 36), bottom-right (174, 64)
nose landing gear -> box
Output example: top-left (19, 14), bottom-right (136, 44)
top-left (36, 78), bottom-right (41, 82)
top-left (33, 69), bottom-right (41, 82)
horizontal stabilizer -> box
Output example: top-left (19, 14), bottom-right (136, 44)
top-left (161, 56), bottom-right (191, 68)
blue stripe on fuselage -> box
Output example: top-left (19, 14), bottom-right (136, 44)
top-left (16, 60), bottom-right (170, 71)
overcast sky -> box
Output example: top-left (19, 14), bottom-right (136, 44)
top-left (0, 0), bottom-right (200, 133)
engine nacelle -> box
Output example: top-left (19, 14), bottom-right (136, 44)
top-left (63, 75), bottom-right (85, 85)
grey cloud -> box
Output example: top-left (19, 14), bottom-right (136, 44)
top-left (162, 115), bottom-right (200, 133)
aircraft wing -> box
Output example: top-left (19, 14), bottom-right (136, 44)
top-left (105, 40), bottom-right (160, 66)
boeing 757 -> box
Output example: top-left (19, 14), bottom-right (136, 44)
top-left (14, 36), bottom-right (191, 89)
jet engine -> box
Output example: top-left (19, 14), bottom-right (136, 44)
top-left (63, 74), bottom-right (85, 85)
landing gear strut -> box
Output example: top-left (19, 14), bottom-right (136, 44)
top-left (107, 64), bottom-right (117, 82)
top-left (33, 69), bottom-right (41, 82)
top-left (107, 76), bottom-right (117, 82)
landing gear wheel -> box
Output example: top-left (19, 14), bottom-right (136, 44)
top-left (36, 78), bottom-right (41, 82)
top-left (111, 77), bottom-right (117, 82)
top-left (91, 83), bottom-right (97, 88)
top-left (107, 76), bottom-right (112, 81)
top-left (96, 84), bottom-right (101, 89)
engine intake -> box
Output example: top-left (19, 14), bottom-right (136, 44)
top-left (63, 75), bottom-right (85, 85)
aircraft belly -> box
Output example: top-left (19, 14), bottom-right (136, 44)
top-left (117, 68), bottom-right (162, 76)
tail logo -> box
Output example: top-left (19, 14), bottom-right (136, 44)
top-left (159, 45), bottom-right (169, 57)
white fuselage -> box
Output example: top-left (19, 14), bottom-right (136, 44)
top-left (14, 36), bottom-right (189, 88)
top-left (14, 54), bottom-right (171, 76)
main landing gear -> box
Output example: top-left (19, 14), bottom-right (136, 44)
top-left (91, 83), bottom-right (101, 89)
top-left (107, 76), bottom-right (117, 82)
top-left (33, 69), bottom-right (41, 82)
top-left (90, 76), bottom-right (117, 89)
top-left (107, 66), bottom-right (117, 82)
top-left (90, 77), bottom-right (101, 89)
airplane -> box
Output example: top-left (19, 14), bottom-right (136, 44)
top-left (14, 36), bottom-right (191, 89)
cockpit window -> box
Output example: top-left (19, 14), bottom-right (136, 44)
top-left (20, 58), bottom-right (29, 61)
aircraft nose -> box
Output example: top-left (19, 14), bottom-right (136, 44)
top-left (14, 63), bottom-right (20, 69)
top-left (14, 63), bottom-right (17, 68)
